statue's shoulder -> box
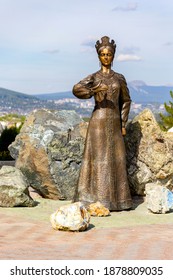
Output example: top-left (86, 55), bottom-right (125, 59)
top-left (92, 71), bottom-right (100, 77)
top-left (113, 71), bottom-right (126, 81)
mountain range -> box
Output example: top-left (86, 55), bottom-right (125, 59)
top-left (0, 81), bottom-right (172, 107)
top-left (0, 87), bottom-right (47, 114)
top-left (35, 81), bottom-right (173, 104)
top-left (128, 81), bottom-right (173, 103)
top-left (0, 87), bottom-right (38, 101)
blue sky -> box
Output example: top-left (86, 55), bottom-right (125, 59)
top-left (0, 0), bottom-right (173, 94)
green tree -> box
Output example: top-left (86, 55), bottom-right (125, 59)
top-left (0, 125), bottom-right (21, 160)
top-left (159, 91), bottom-right (173, 131)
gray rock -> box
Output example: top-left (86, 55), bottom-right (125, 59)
top-left (145, 183), bottom-right (173, 213)
top-left (125, 109), bottom-right (173, 195)
top-left (50, 202), bottom-right (90, 231)
top-left (9, 109), bottom-right (87, 200)
top-left (0, 166), bottom-right (35, 207)
top-left (0, 161), bottom-right (15, 168)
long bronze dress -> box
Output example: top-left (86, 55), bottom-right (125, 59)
top-left (73, 69), bottom-right (132, 210)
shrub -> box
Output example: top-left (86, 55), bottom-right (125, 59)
top-left (0, 125), bottom-right (21, 160)
top-left (159, 91), bottom-right (173, 131)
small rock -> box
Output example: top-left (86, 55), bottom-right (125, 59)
top-left (88, 201), bottom-right (110, 217)
top-left (50, 202), bottom-right (90, 231)
top-left (168, 127), bottom-right (173, 132)
top-left (145, 183), bottom-right (173, 214)
top-left (0, 166), bottom-right (35, 207)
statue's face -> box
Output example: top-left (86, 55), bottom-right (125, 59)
top-left (99, 47), bottom-right (114, 67)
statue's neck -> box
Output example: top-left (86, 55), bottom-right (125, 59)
top-left (100, 65), bottom-right (112, 74)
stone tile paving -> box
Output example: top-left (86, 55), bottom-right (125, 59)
top-left (0, 196), bottom-right (173, 260)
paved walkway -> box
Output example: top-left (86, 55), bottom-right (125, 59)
top-left (0, 194), bottom-right (173, 260)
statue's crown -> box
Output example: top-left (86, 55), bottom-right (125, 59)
top-left (95, 36), bottom-right (116, 54)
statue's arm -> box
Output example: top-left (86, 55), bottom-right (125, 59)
top-left (72, 75), bottom-right (94, 99)
top-left (119, 75), bottom-right (131, 128)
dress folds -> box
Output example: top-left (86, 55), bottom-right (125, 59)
top-left (73, 70), bottom-right (132, 210)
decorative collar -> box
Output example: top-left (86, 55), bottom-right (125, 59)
top-left (96, 70), bottom-right (115, 78)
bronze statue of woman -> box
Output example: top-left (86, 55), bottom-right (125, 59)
top-left (73, 36), bottom-right (132, 211)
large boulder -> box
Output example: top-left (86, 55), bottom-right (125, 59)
top-left (125, 109), bottom-right (173, 195)
top-left (9, 109), bottom-right (87, 200)
top-left (0, 166), bottom-right (35, 207)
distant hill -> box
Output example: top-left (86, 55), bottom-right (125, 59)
top-left (35, 82), bottom-right (173, 104)
top-left (0, 87), bottom-right (48, 114)
top-left (0, 87), bottom-right (38, 101)
top-left (128, 81), bottom-right (172, 103)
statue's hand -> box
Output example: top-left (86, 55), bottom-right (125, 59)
top-left (91, 83), bottom-right (108, 102)
top-left (122, 127), bottom-right (126, 136)
top-left (92, 83), bottom-right (108, 93)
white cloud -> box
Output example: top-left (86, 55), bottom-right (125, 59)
top-left (80, 37), bottom-right (98, 53)
top-left (121, 46), bottom-right (140, 54)
top-left (80, 38), bottom-right (95, 52)
top-left (43, 49), bottom-right (60, 54)
top-left (116, 54), bottom-right (141, 62)
top-left (163, 42), bottom-right (173, 47)
top-left (112, 2), bottom-right (138, 12)
top-left (80, 47), bottom-right (95, 53)
top-left (81, 38), bottom-right (97, 48)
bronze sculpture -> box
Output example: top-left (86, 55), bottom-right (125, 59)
top-left (73, 36), bottom-right (132, 211)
